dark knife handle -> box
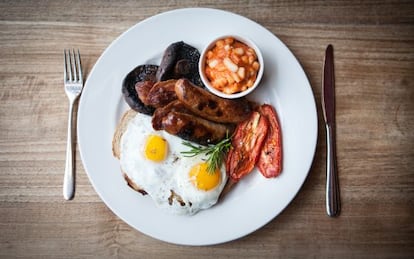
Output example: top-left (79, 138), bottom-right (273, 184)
top-left (325, 123), bottom-right (340, 217)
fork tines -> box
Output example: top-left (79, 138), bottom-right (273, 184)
top-left (64, 49), bottom-right (83, 83)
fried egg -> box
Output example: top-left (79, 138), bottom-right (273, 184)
top-left (119, 112), bottom-right (227, 215)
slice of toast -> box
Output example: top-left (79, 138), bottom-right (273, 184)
top-left (112, 109), bottom-right (147, 194)
top-left (112, 109), bottom-right (137, 159)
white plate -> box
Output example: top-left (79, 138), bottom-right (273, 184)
top-left (78, 8), bottom-right (317, 246)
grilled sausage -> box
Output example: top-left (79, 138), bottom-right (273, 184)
top-left (135, 81), bottom-right (155, 106)
top-left (145, 79), bottom-right (178, 108)
top-left (152, 100), bottom-right (191, 130)
top-left (175, 78), bottom-right (253, 123)
top-left (161, 111), bottom-right (234, 145)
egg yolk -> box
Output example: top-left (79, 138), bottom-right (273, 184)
top-left (144, 135), bottom-right (168, 162)
top-left (189, 162), bottom-right (221, 191)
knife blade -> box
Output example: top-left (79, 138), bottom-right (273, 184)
top-left (322, 44), bottom-right (341, 217)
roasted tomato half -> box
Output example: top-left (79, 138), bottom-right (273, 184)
top-left (226, 111), bottom-right (269, 181)
top-left (257, 104), bottom-right (282, 178)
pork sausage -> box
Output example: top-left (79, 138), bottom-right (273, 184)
top-left (160, 111), bottom-right (234, 145)
top-left (145, 79), bottom-right (178, 108)
top-left (175, 78), bottom-right (252, 124)
top-left (152, 100), bottom-right (192, 130)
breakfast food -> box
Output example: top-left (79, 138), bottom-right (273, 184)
top-left (123, 41), bottom-right (203, 116)
top-left (122, 64), bottom-right (158, 115)
top-left (226, 111), bottom-right (269, 181)
top-left (226, 104), bottom-right (282, 182)
top-left (175, 78), bottom-right (253, 124)
top-left (152, 100), bottom-right (234, 146)
top-left (257, 105), bottom-right (283, 178)
top-left (112, 109), bottom-right (147, 194)
top-left (113, 110), bottom-right (228, 215)
top-left (203, 37), bottom-right (260, 94)
top-left (113, 39), bottom-right (282, 215)
top-left (156, 41), bottom-right (203, 87)
top-left (141, 79), bottom-right (178, 108)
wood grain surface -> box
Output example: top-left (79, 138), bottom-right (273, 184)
top-left (1, 0), bottom-right (413, 258)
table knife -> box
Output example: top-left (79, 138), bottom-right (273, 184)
top-left (322, 44), bottom-right (341, 217)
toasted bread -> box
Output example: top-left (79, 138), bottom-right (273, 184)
top-left (112, 109), bottom-right (137, 159)
top-left (112, 109), bottom-right (147, 194)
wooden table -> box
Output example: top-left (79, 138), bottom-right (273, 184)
top-left (1, 1), bottom-right (413, 258)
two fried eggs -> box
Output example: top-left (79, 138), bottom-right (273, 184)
top-left (119, 112), bottom-right (228, 215)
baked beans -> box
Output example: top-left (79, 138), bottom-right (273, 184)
top-left (204, 37), bottom-right (260, 94)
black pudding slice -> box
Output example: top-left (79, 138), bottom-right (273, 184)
top-left (156, 41), bottom-right (204, 87)
top-left (122, 64), bottom-right (158, 115)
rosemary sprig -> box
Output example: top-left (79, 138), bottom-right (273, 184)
top-left (181, 133), bottom-right (232, 174)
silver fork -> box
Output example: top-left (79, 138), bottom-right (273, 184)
top-left (63, 49), bottom-right (84, 200)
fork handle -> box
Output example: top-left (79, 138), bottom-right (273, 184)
top-left (63, 101), bottom-right (76, 200)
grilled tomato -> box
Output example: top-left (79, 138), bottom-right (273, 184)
top-left (257, 104), bottom-right (282, 178)
top-left (226, 111), bottom-right (269, 181)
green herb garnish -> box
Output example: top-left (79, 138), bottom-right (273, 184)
top-left (181, 133), bottom-right (232, 174)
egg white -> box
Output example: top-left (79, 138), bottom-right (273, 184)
top-left (175, 162), bottom-right (227, 214)
top-left (119, 112), bottom-right (228, 215)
